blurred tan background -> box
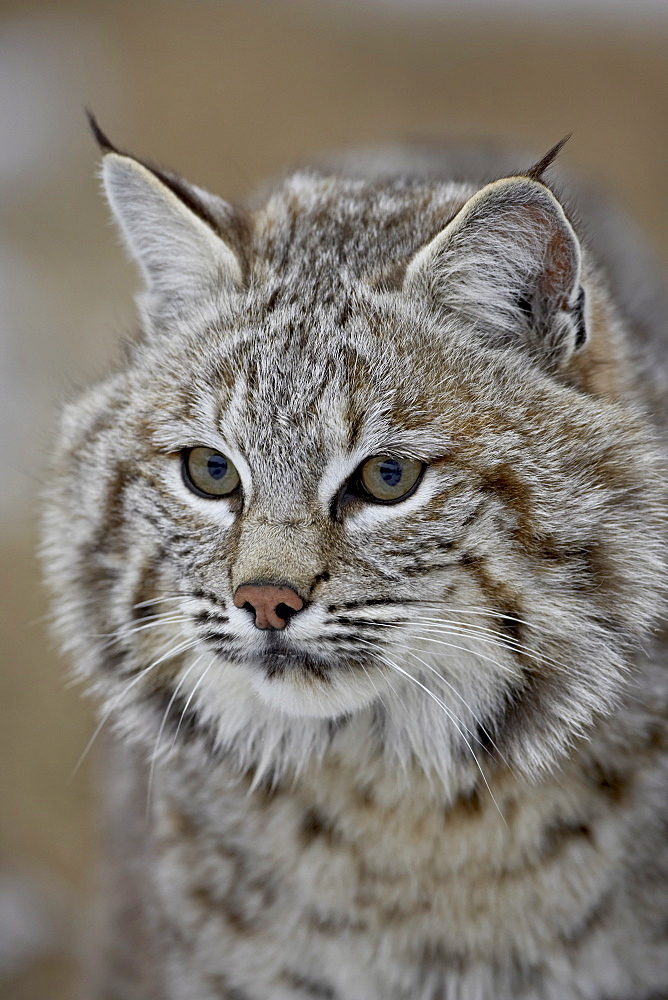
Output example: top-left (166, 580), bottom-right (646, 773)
top-left (0, 0), bottom-right (666, 996)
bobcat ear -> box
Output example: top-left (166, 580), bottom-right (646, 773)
top-left (404, 177), bottom-right (587, 368)
top-left (100, 148), bottom-right (243, 304)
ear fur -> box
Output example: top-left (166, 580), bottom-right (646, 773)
top-left (404, 176), bottom-right (587, 369)
top-left (95, 122), bottom-right (243, 306)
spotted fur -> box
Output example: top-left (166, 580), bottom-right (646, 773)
top-left (42, 131), bottom-right (668, 999)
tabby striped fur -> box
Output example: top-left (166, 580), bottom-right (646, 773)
top-left (42, 130), bottom-right (668, 999)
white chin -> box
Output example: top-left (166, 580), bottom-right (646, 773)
top-left (250, 670), bottom-right (378, 718)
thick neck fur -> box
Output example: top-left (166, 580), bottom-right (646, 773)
top-left (41, 139), bottom-right (668, 1000)
top-left (44, 164), bottom-right (666, 795)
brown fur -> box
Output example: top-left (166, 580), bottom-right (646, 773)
top-left (41, 137), bottom-right (668, 998)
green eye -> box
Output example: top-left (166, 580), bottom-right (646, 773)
top-left (183, 447), bottom-right (240, 498)
top-left (359, 455), bottom-right (423, 503)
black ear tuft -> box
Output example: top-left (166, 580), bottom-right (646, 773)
top-left (525, 134), bottom-right (572, 182)
top-left (85, 109), bottom-right (121, 155)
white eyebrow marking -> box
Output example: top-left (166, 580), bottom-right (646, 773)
top-left (180, 376), bottom-right (255, 503)
top-left (345, 468), bottom-right (440, 531)
top-left (317, 446), bottom-right (370, 512)
top-left (167, 456), bottom-right (237, 529)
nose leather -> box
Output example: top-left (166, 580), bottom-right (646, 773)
top-left (233, 584), bottom-right (304, 630)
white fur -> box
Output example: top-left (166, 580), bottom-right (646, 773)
top-left (102, 153), bottom-right (242, 302)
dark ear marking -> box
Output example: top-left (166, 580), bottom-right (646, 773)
top-left (404, 173), bottom-right (585, 370)
top-left (525, 134), bottom-right (572, 182)
top-left (87, 109), bottom-right (248, 265)
top-left (85, 109), bottom-right (122, 156)
top-left (571, 286), bottom-right (588, 349)
top-left (516, 294), bottom-right (533, 320)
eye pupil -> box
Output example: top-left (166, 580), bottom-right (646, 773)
top-left (207, 455), bottom-right (227, 480)
top-left (379, 459), bottom-right (401, 487)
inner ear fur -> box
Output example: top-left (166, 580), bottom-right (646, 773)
top-left (101, 151), bottom-right (245, 306)
top-left (404, 176), bottom-right (587, 368)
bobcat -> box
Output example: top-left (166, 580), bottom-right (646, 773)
top-left (42, 119), bottom-right (668, 999)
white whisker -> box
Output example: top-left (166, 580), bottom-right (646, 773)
top-left (409, 617), bottom-right (585, 679)
top-left (401, 646), bottom-right (513, 771)
top-left (132, 595), bottom-right (186, 609)
top-left (356, 638), bottom-right (508, 826)
top-left (146, 648), bottom-right (207, 816)
top-left (408, 618), bottom-right (575, 677)
top-left (98, 609), bottom-right (190, 632)
top-left (67, 635), bottom-right (200, 784)
top-left (417, 602), bottom-right (552, 635)
top-left (169, 657), bottom-right (217, 754)
top-left (96, 615), bottom-right (190, 649)
top-left (361, 621), bottom-right (519, 678)
top-left (355, 636), bottom-right (496, 761)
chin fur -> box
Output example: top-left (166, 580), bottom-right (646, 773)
top-left (248, 661), bottom-right (381, 719)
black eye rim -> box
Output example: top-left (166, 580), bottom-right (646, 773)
top-left (181, 447), bottom-right (241, 500)
top-left (335, 456), bottom-right (426, 512)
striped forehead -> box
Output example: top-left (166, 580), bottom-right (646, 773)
top-left (214, 342), bottom-right (367, 467)
top-left (219, 364), bottom-right (347, 447)
top-left (175, 328), bottom-right (448, 500)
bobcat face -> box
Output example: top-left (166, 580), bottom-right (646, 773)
top-left (43, 134), bottom-right (665, 785)
top-left (127, 303), bottom-right (469, 721)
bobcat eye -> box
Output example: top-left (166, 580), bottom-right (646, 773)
top-left (358, 455), bottom-right (423, 503)
top-left (182, 447), bottom-right (240, 498)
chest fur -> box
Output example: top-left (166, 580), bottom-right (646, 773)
top-left (149, 745), bottom-right (625, 993)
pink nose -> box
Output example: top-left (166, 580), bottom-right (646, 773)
top-left (233, 584), bottom-right (304, 630)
